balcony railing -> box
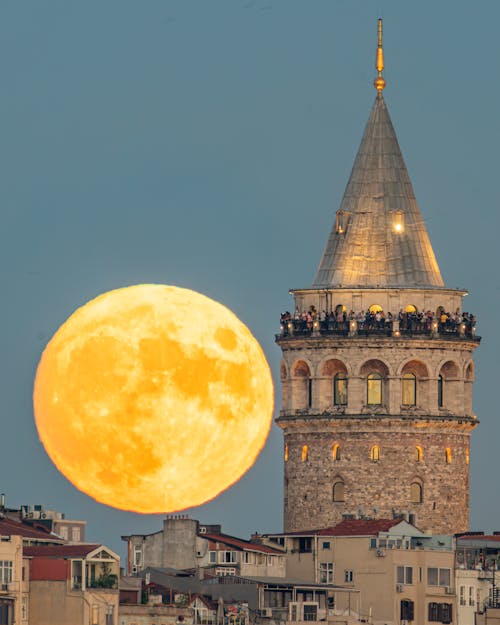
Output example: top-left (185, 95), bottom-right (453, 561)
top-left (277, 318), bottom-right (479, 341)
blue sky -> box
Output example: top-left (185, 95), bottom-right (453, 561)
top-left (1, 1), bottom-right (499, 558)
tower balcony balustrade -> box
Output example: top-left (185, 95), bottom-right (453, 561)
top-left (277, 315), bottom-right (480, 342)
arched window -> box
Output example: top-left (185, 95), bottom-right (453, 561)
top-left (438, 375), bottom-right (443, 408)
top-left (370, 445), bottom-right (380, 462)
top-left (465, 448), bottom-right (470, 465)
top-left (367, 373), bottom-right (382, 405)
top-left (302, 445), bottom-right (309, 462)
top-left (402, 373), bottom-right (416, 406)
top-left (333, 480), bottom-right (345, 502)
top-left (445, 447), bottom-right (452, 464)
top-left (410, 482), bottom-right (423, 504)
top-left (332, 443), bottom-right (341, 461)
top-left (415, 446), bottom-right (423, 462)
top-left (307, 379), bottom-right (313, 408)
top-left (284, 444), bottom-right (289, 462)
top-left (334, 373), bottom-right (348, 406)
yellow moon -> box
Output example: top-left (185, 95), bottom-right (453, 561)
top-left (33, 284), bottom-right (274, 513)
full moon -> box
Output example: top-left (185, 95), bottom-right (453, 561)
top-left (33, 285), bottom-right (274, 513)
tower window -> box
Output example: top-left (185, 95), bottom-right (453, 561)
top-left (370, 445), bottom-right (380, 462)
top-left (465, 448), bottom-right (470, 465)
top-left (336, 210), bottom-right (346, 234)
top-left (302, 445), bottom-right (309, 462)
top-left (438, 375), bottom-right (443, 408)
top-left (410, 482), bottom-right (423, 504)
top-left (284, 444), bottom-right (289, 462)
top-left (445, 448), bottom-right (452, 464)
top-left (402, 373), bottom-right (416, 406)
top-left (333, 480), bottom-right (345, 502)
top-left (367, 373), bottom-right (382, 405)
top-left (333, 373), bottom-right (348, 405)
top-left (332, 443), bottom-right (341, 461)
top-left (415, 446), bottom-right (423, 462)
top-left (392, 209), bottom-right (404, 233)
top-left (308, 379), bottom-right (313, 408)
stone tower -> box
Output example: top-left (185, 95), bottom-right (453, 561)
top-left (276, 21), bottom-right (480, 535)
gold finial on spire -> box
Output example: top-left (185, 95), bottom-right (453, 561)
top-left (374, 18), bottom-right (386, 94)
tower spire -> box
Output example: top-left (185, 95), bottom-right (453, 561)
top-left (374, 18), bottom-right (386, 93)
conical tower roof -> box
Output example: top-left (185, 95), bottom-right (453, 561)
top-left (313, 43), bottom-right (444, 289)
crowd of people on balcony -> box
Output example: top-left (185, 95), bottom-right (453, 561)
top-left (279, 306), bottom-right (476, 336)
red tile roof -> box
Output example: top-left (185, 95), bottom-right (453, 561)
top-left (202, 533), bottom-right (283, 554)
top-left (459, 535), bottom-right (500, 542)
top-left (24, 544), bottom-right (102, 558)
top-left (280, 519), bottom-right (401, 537)
top-left (0, 517), bottom-right (62, 541)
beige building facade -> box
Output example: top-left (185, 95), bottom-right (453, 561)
top-left (276, 22), bottom-right (479, 535)
top-left (263, 519), bottom-right (457, 625)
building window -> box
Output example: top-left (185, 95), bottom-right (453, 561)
top-left (370, 445), bottom-right (380, 462)
top-left (215, 567), bottom-right (236, 576)
top-left (319, 562), bottom-right (334, 583)
top-left (209, 551), bottom-right (217, 564)
top-left (0, 562), bottom-right (12, 584)
top-left (21, 596), bottom-right (28, 621)
top-left (322, 541), bottom-right (331, 550)
top-left (397, 566), bottom-right (413, 585)
top-left (92, 605), bottom-right (99, 625)
top-left (469, 586), bottom-right (475, 606)
top-left (459, 586), bottom-right (465, 606)
top-left (445, 448), bottom-right (452, 464)
top-left (133, 545), bottom-right (142, 567)
top-left (367, 373), bottom-right (382, 405)
top-left (428, 603), bottom-right (453, 624)
top-left (333, 481), bottom-right (345, 502)
top-left (59, 526), bottom-right (69, 540)
top-left (415, 446), bottom-right (423, 462)
top-left (71, 527), bottom-right (81, 542)
top-left (219, 551), bottom-right (237, 564)
top-left (333, 374), bottom-right (348, 405)
top-left (308, 379), bottom-right (312, 408)
top-left (303, 604), bottom-right (318, 622)
top-left (402, 373), bottom-right (416, 405)
top-left (427, 568), bottom-right (451, 587)
top-left (400, 600), bottom-right (414, 621)
top-left (410, 482), bottom-right (423, 504)
top-left (297, 538), bottom-right (312, 553)
top-left (438, 375), bottom-right (443, 407)
top-left (344, 570), bottom-right (353, 583)
top-left (332, 443), bottom-right (341, 461)
top-left (71, 560), bottom-right (83, 590)
top-left (284, 443), bottom-right (288, 461)
top-left (302, 445), bottom-right (309, 462)
top-left (466, 448), bottom-right (470, 465)
top-left (105, 605), bottom-right (114, 625)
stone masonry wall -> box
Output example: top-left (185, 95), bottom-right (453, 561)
top-left (281, 418), bottom-right (473, 534)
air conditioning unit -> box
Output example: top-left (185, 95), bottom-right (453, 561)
top-left (199, 527), bottom-right (207, 534)
top-left (445, 586), bottom-right (454, 595)
top-left (376, 549), bottom-right (385, 557)
top-left (259, 608), bottom-right (273, 617)
top-left (396, 584), bottom-right (403, 593)
top-left (196, 551), bottom-right (203, 557)
top-left (40, 513), bottom-right (47, 519)
top-left (131, 566), bottom-right (138, 574)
